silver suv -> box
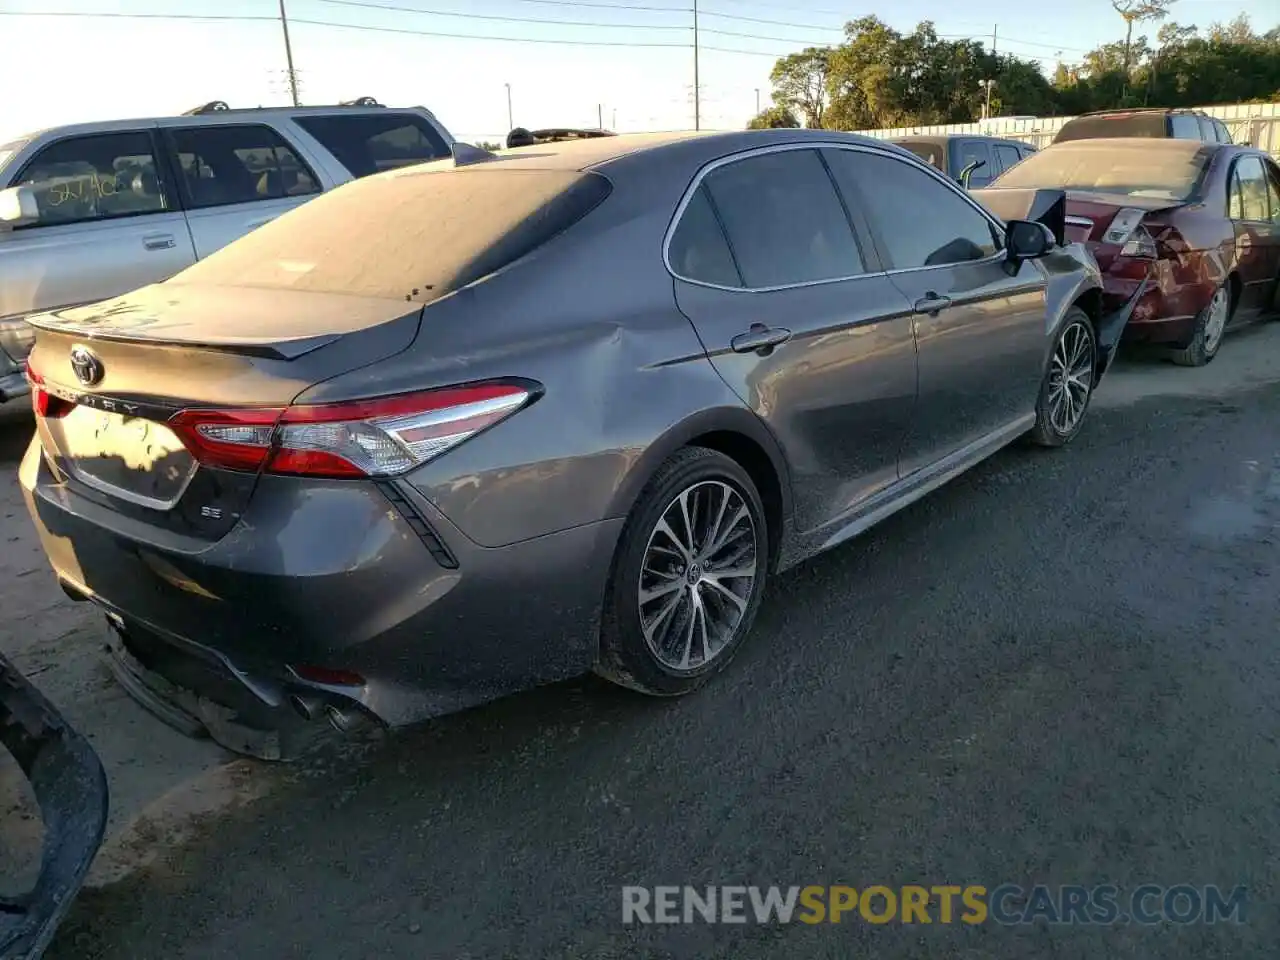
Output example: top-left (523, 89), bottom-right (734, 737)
top-left (0, 97), bottom-right (455, 402)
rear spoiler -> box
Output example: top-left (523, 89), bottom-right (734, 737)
top-left (971, 187), bottom-right (1068, 247)
top-left (1, 653), bottom-right (108, 960)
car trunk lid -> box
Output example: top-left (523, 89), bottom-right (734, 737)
top-left (1063, 190), bottom-right (1185, 246)
top-left (26, 282), bottom-right (422, 540)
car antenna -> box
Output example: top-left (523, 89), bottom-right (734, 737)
top-left (451, 142), bottom-right (500, 167)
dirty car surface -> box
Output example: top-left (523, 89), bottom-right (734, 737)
top-left (21, 129), bottom-right (1127, 755)
top-left (1, 653), bottom-right (108, 960)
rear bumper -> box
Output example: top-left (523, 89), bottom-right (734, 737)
top-left (0, 653), bottom-right (108, 960)
top-left (20, 435), bottom-right (622, 731)
top-left (1100, 252), bottom-right (1216, 346)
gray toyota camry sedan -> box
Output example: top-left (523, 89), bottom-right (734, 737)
top-left (20, 129), bottom-right (1128, 745)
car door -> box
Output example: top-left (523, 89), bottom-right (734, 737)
top-left (953, 139), bottom-right (995, 188)
top-left (1225, 154), bottom-right (1276, 319)
top-left (158, 122), bottom-right (322, 259)
top-left (1261, 158), bottom-right (1280, 313)
top-left (0, 129), bottom-right (197, 335)
top-left (823, 147), bottom-right (1047, 473)
top-left (668, 146), bottom-right (918, 540)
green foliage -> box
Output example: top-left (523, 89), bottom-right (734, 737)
top-left (753, 12), bottom-right (1280, 131)
top-left (747, 105), bottom-right (801, 129)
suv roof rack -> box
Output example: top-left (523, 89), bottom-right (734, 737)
top-left (181, 97), bottom-right (384, 116)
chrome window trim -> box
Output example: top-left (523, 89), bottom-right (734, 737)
top-left (662, 140), bottom-right (1010, 294)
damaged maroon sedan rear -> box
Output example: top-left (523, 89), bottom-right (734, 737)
top-left (977, 138), bottom-right (1280, 366)
top-left (1, 655), bottom-right (107, 960)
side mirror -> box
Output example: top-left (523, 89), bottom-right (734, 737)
top-left (0, 185), bottom-right (39, 228)
top-left (958, 159), bottom-right (987, 190)
top-left (1004, 219), bottom-right (1054, 272)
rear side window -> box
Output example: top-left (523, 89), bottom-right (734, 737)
top-left (993, 144), bottom-right (1022, 175)
top-left (668, 185), bottom-right (741, 287)
top-left (895, 141), bottom-right (945, 171)
top-left (169, 124), bottom-right (319, 210)
top-left (168, 167), bottom-right (611, 301)
top-left (1170, 115), bottom-right (1201, 139)
top-left (11, 131), bottom-right (169, 227)
top-left (700, 149), bottom-right (864, 288)
top-left (294, 113), bottom-right (451, 178)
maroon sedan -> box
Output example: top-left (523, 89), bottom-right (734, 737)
top-left (984, 138), bottom-right (1280, 365)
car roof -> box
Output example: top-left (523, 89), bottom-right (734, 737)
top-left (1072, 107), bottom-right (1205, 118)
top-left (7, 104), bottom-right (437, 145)
top-left (891, 134), bottom-right (1027, 145)
top-left (415, 128), bottom-right (900, 176)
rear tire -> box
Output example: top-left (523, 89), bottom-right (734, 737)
top-left (596, 447), bottom-right (769, 697)
top-left (1169, 282), bottom-right (1230, 367)
top-left (1028, 308), bottom-right (1097, 448)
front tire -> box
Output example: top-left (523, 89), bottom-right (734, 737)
top-left (1028, 308), bottom-right (1097, 448)
top-left (1169, 282), bottom-right (1230, 367)
top-left (596, 447), bottom-right (769, 697)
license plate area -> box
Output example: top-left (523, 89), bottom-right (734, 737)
top-left (42, 405), bottom-right (197, 509)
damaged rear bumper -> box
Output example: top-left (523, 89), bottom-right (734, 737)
top-left (1, 654), bottom-right (107, 960)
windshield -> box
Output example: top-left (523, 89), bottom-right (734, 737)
top-left (988, 140), bottom-right (1211, 201)
top-left (0, 139), bottom-right (28, 177)
top-left (169, 164), bottom-right (612, 302)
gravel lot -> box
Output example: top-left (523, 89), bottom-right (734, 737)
top-left (4, 323), bottom-right (1280, 958)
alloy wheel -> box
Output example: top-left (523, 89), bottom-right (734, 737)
top-left (1047, 320), bottom-right (1095, 436)
top-left (637, 480), bottom-right (758, 672)
top-left (1202, 285), bottom-right (1230, 355)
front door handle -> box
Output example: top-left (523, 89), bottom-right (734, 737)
top-left (912, 292), bottom-right (953, 316)
top-left (142, 233), bottom-right (176, 251)
top-left (730, 323), bottom-right (792, 355)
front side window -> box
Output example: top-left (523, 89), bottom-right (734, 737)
top-left (1232, 156), bottom-right (1270, 222)
top-left (169, 124), bottom-right (319, 210)
top-left (956, 141), bottom-right (994, 186)
top-left (1170, 115), bottom-right (1201, 139)
top-left (699, 149), bottom-right (864, 288)
top-left (668, 185), bottom-right (741, 287)
top-left (1196, 116), bottom-right (1219, 142)
top-left (825, 149), bottom-right (1000, 270)
top-left (293, 113), bottom-right (451, 178)
top-left (12, 131), bottom-right (168, 227)
top-left (1213, 120), bottom-right (1233, 144)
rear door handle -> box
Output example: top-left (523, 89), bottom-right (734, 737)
top-left (142, 233), bottom-right (176, 251)
top-left (912, 292), bottom-right (953, 316)
top-left (730, 324), bottom-right (792, 355)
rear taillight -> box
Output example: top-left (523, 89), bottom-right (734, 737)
top-left (25, 357), bottom-right (72, 419)
top-left (169, 381), bottom-right (536, 479)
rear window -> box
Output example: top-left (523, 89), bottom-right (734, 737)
top-left (1054, 113), bottom-right (1169, 143)
top-left (167, 165), bottom-right (612, 301)
top-left (989, 139), bottom-right (1212, 202)
top-left (894, 141), bottom-right (945, 171)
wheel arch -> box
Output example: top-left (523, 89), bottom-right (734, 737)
top-left (605, 406), bottom-right (793, 571)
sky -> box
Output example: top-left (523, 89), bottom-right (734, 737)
top-left (0, 0), bottom-right (1271, 145)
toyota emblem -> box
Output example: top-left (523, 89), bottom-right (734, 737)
top-left (69, 345), bottom-right (104, 386)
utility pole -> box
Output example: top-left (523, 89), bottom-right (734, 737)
top-left (278, 0), bottom-right (301, 107)
top-left (755, 88), bottom-right (760, 114)
top-left (612, 107), bottom-right (617, 130)
top-left (505, 83), bottom-right (513, 129)
top-left (984, 24), bottom-right (997, 120)
top-left (691, 0), bottom-right (701, 130)
top-left (598, 103), bottom-right (603, 130)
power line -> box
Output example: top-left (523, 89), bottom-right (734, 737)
top-left (291, 16), bottom-right (692, 47)
top-left (313, 0), bottom-right (689, 30)
top-left (0, 10), bottom-right (278, 21)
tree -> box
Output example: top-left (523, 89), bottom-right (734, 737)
top-left (769, 47), bottom-right (832, 128)
top-left (1112, 0), bottom-right (1176, 89)
top-left (747, 105), bottom-right (801, 129)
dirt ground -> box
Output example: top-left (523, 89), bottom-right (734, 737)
top-left (3, 322), bottom-right (1280, 901)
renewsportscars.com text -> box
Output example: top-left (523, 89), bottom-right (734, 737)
top-left (621, 884), bottom-right (1248, 926)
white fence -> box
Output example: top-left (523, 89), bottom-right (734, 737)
top-left (850, 102), bottom-right (1280, 156)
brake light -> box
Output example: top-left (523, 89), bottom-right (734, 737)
top-left (1103, 207), bottom-right (1147, 246)
top-left (169, 381), bottom-right (536, 479)
top-left (25, 357), bottom-right (72, 419)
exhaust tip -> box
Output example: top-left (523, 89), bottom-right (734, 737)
top-left (288, 694), bottom-right (322, 721)
top-left (324, 703), bottom-right (361, 734)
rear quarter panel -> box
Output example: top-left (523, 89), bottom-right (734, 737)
top-left (293, 173), bottom-right (776, 549)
